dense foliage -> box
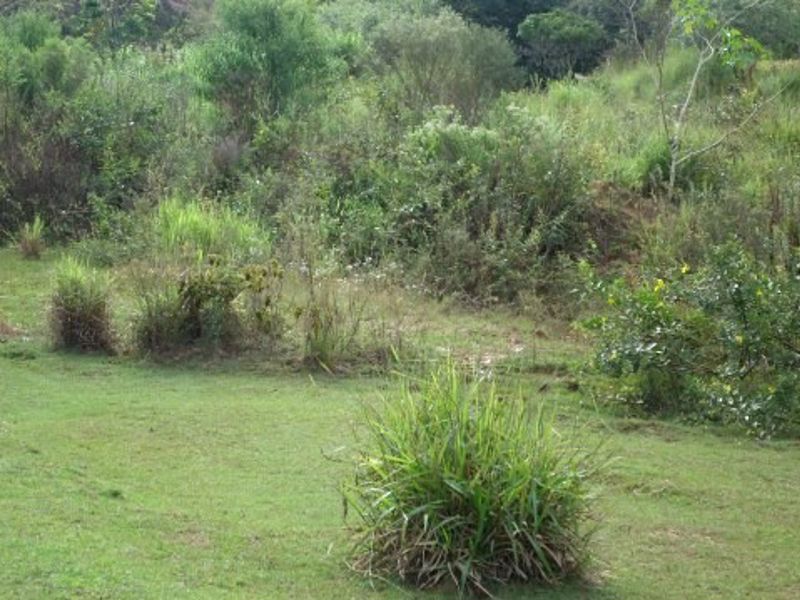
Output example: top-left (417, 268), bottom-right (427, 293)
top-left (586, 245), bottom-right (800, 438)
top-left (0, 0), bottom-right (798, 439)
top-left (1, 2), bottom-right (799, 597)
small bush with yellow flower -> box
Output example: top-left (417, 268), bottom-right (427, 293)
top-left (584, 243), bottom-right (800, 438)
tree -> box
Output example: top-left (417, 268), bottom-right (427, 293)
top-left (721, 0), bottom-right (800, 58)
top-left (443, 0), bottom-right (562, 33)
top-left (192, 0), bottom-right (332, 131)
top-left (619, 0), bottom-right (783, 202)
top-left (518, 9), bottom-right (609, 78)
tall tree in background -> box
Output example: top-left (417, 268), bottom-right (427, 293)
top-left (518, 8), bottom-right (608, 77)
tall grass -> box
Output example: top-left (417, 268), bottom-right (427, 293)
top-left (343, 361), bottom-right (598, 595)
top-left (50, 257), bottom-right (114, 353)
top-left (154, 197), bottom-right (268, 262)
top-left (17, 215), bottom-right (45, 259)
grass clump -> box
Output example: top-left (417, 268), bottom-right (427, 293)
top-left (131, 282), bottom-right (186, 354)
top-left (154, 197), bottom-right (267, 263)
top-left (301, 279), bottom-right (363, 370)
top-left (343, 361), bottom-right (598, 596)
top-left (50, 257), bottom-right (114, 353)
top-left (16, 215), bottom-right (45, 259)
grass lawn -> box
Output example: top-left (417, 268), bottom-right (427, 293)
top-left (1, 249), bottom-right (799, 599)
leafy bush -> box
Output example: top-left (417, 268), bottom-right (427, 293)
top-left (344, 360), bottom-right (597, 594)
top-left (518, 9), bottom-right (609, 79)
top-left (391, 106), bottom-right (592, 302)
top-left (0, 12), bottom-right (207, 237)
top-left (174, 260), bottom-right (244, 348)
top-left (16, 214), bottom-right (45, 259)
top-left (369, 10), bottom-right (521, 122)
top-left (192, 0), bottom-right (333, 131)
top-left (132, 258), bottom-right (284, 354)
top-left (585, 244), bottom-right (800, 437)
top-left (50, 257), bottom-right (114, 353)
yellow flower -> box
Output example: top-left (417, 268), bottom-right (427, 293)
top-left (653, 278), bottom-right (666, 293)
top-left (681, 263), bottom-right (691, 275)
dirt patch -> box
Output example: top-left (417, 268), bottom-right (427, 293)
top-left (649, 526), bottom-right (720, 547)
top-left (612, 418), bottom-right (683, 442)
top-left (0, 318), bottom-right (21, 340)
top-left (175, 527), bottom-right (212, 549)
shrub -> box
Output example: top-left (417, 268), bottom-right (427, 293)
top-left (343, 361), bottom-right (597, 595)
top-left (0, 14), bottom-right (205, 238)
top-left (392, 106), bottom-right (591, 302)
top-left (50, 257), bottom-right (114, 353)
top-left (175, 260), bottom-right (245, 348)
top-left (131, 258), bottom-right (283, 354)
top-left (585, 244), bottom-right (800, 437)
top-left (191, 0), bottom-right (333, 131)
top-left (240, 261), bottom-right (286, 337)
top-left (132, 282), bottom-right (187, 354)
top-left (16, 214), bottom-right (45, 259)
top-left (370, 10), bottom-right (521, 122)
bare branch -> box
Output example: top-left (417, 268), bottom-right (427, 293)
top-left (675, 82), bottom-right (791, 168)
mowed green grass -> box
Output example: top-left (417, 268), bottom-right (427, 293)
top-left (1, 249), bottom-right (799, 599)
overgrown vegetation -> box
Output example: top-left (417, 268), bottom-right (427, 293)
top-left (16, 214), bottom-right (45, 259)
top-left (2, 0), bottom-right (800, 594)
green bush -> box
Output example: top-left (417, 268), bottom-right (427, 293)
top-left (518, 9), bottom-right (609, 79)
top-left (369, 9), bottom-right (521, 122)
top-left (132, 281), bottom-right (186, 354)
top-left (585, 244), bottom-right (800, 437)
top-left (344, 360), bottom-right (597, 594)
top-left (391, 106), bottom-right (591, 302)
top-left (191, 0), bottom-right (333, 132)
top-left (0, 12), bottom-right (206, 238)
top-left (131, 259), bottom-right (284, 354)
top-left (50, 257), bottom-right (114, 353)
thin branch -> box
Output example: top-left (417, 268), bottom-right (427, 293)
top-left (673, 36), bottom-right (716, 140)
top-left (675, 81), bottom-right (791, 167)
